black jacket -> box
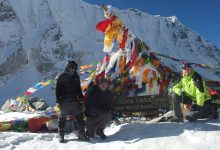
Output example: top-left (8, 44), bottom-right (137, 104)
top-left (86, 87), bottom-right (114, 116)
top-left (55, 71), bottom-right (83, 103)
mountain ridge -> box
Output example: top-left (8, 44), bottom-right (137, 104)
top-left (0, 0), bottom-right (220, 105)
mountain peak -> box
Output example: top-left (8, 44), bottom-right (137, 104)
top-left (169, 16), bottom-right (178, 23)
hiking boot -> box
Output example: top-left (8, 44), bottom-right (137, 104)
top-left (185, 115), bottom-right (197, 122)
top-left (59, 132), bottom-right (65, 143)
top-left (78, 131), bottom-right (90, 141)
top-left (169, 117), bottom-right (184, 123)
top-left (96, 129), bottom-right (107, 139)
top-left (86, 130), bottom-right (94, 139)
top-left (208, 114), bottom-right (218, 119)
top-left (208, 107), bottom-right (218, 119)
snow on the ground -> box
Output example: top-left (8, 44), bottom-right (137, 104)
top-left (0, 111), bottom-right (43, 122)
top-left (0, 120), bottom-right (220, 150)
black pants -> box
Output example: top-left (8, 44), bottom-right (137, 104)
top-left (172, 93), bottom-right (192, 118)
top-left (172, 93), bottom-right (216, 119)
top-left (190, 100), bottom-right (217, 119)
top-left (58, 101), bottom-right (85, 134)
top-left (86, 113), bottom-right (112, 138)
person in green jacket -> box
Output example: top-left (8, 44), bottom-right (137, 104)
top-left (171, 63), bottom-right (217, 122)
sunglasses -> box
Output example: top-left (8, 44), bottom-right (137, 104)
top-left (182, 67), bottom-right (191, 70)
top-left (69, 66), bottom-right (77, 69)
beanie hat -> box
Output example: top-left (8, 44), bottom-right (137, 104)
top-left (97, 78), bottom-right (108, 84)
top-left (182, 63), bottom-right (192, 69)
top-left (65, 60), bottom-right (78, 70)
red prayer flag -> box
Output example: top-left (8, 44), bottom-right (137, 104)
top-left (96, 16), bottom-right (117, 33)
top-left (95, 70), bottom-right (105, 81)
top-left (130, 42), bottom-right (138, 66)
top-left (96, 19), bottom-right (112, 33)
top-left (119, 28), bottom-right (128, 49)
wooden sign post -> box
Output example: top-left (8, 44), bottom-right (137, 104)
top-left (114, 94), bottom-right (170, 117)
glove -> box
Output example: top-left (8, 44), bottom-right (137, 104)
top-left (190, 104), bottom-right (201, 111)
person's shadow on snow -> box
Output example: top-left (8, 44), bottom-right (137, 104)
top-left (106, 120), bottom-right (220, 143)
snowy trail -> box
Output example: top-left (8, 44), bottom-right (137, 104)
top-left (0, 120), bottom-right (220, 150)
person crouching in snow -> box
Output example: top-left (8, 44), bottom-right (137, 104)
top-left (171, 63), bottom-right (218, 122)
top-left (85, 77), bottom-right (114, 139)
top-left (55, 60), bottom-right (90, 143)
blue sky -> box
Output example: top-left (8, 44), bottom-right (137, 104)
top-left (83, 0), bottom-right (220, 48)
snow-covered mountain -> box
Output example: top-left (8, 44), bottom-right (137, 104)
top-left (0, 0), bottom-right (220, 106)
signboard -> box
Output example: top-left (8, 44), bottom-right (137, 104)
top-left (114, 94), bottom-right (170, 117)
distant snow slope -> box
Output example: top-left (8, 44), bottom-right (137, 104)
top-left (0, 120), bottom-right (220, 150)
top-left (0, 0), bottom-right (220, 106)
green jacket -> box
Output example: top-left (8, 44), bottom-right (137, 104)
top-left (172, 70), bottom-right (211, 106)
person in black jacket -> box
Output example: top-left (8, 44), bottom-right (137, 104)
top-left (55, 60), bottom-right (89, 143)
top-left (86, 77), bottom-right (114, 139)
